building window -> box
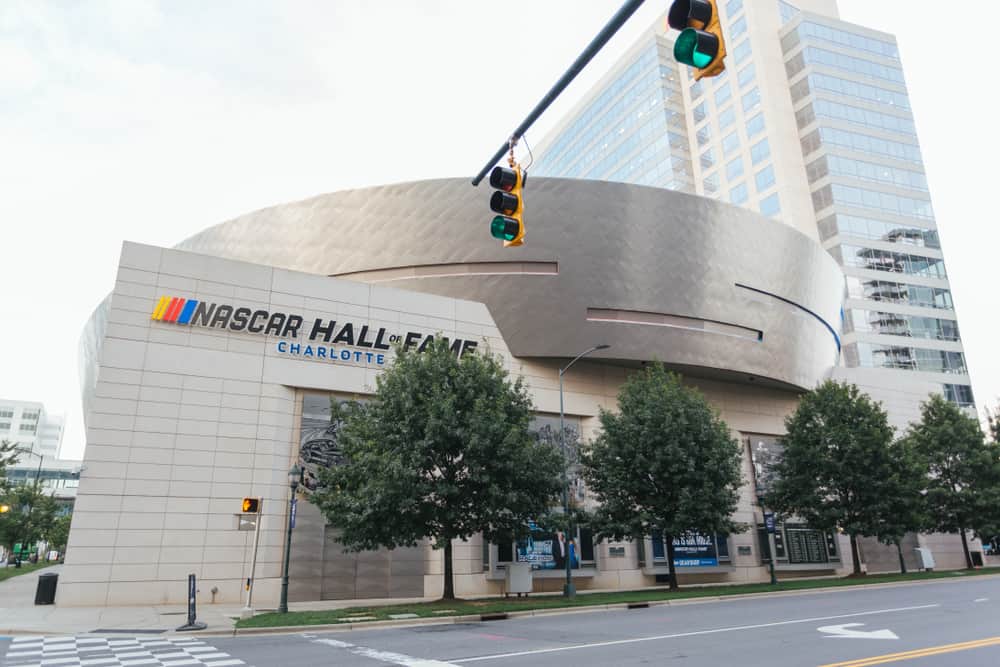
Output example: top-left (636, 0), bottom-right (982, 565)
top-left (845, 277), bottom-right (953, 310)
top-left (730, 15), bottom-right (747, 40)
top-left (0, 422), bottom-right (10, 431)
top-left (0, 409), bottom-right (13, 419)
top-left (755, 165), bottom-right (776, 192)
top-left (690, 80), bottom-right (704, 101)
top-left (760, 193), bottom-right (781, 217)
top-left (746, 113), bottom-right (765, 138)
top-left (727, 0), bottom-right (743, 17)
top-left (715, 81), bottom-right (732, 107)
top-left (742, 86), bottom-right (761, 113)
top-left (700, 147), bottom-right (716, 169)
top-left (750, 138), bottom-right (770, 165)
top-left (733, 39), bottom-right (752, 64)
top-left (697, 124), bottom-right (712, 147)
top-left (738, 63), bottom-right (756, 89)
top-left (817, 214), bottom-right (939, 248)
top-left (779, 0), bottom-right (800, 24)
top-left (19, 423), bottom-right (37, 433)
top-left (723, 130), bottom-right (741, 156)
top-left (22, 411), bottom-right (39, 421)
top-left (845, 309), bottom-right (960, 342)
top-left (703, 171), bottom-right (720, 194)
top-left (730, 182), bottom-right (749, 205)
top-left (726, 156), bottom-right (745, 181)
top-left (812, 184), bottom-right (934, 220)
top-left (847, 343), bottom-right (967, 374)
top-left (718, 105), bottom-right (736, 131)
top-left (944, 384), bottom-right (975, 408)
top-left (833, 244), bottom-right (947, 278)
top-left (693, 100), bottom-right (707, 123)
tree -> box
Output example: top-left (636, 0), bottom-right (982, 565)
top-left (0, 439), bottom-right (17, 481)
top-left (311, 338), bottom-right (564, 599)
top-left (905, 394), bottom-right (1000, 569)
top-left (765, 380), bottom-right (895, 576)
top-left (45, 513), bottom-right (72, 557)
top-left (0, 482), bottom-right (59, 559)
top-left (582, 363), bottom-right (743, 590)
top-left (875, 436), bottom-right (926, 573)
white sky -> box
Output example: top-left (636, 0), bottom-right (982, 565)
top-left (1, 1), bottom-right (996, 460)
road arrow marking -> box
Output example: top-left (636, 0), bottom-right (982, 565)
top-left (818, 623), bottom-right (898, 640)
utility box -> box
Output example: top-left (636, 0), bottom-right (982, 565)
top-left (504, 562), bottom-right (533, 597)
top-left (914, 547), bottom-right (935, 571)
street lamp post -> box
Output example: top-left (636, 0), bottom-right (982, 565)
top-left (559, 344), bottom-right (610, 598)
top-left (278, 464), bottom-right (302, 614)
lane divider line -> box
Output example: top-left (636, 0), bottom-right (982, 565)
top-left (817, 635), bottom-right (1000, 667)
top-left (452, 604), bottom-right (940, 663)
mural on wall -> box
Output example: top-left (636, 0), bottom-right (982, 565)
top-left (748, 433), bottom-right (785, 498)
top-left (298, 393), bottom-right (364, 493)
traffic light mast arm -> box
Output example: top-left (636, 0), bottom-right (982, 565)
top-left (471, 0), bottom-right (647, 186)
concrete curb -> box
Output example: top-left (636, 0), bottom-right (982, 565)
top-left (227, 572), bottom-right (1000, 637)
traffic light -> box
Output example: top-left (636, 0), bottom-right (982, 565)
top-left (241, 497), bottom-right (260, 513)
top-left (489, 164), bottom-right (525, 247)
top-left (0, 504), bottom-right (9, 513)
top-left (668, 0), bottom-right (726, 80)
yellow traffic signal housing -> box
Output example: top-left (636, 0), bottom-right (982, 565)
top-left (241, 497), bottom-right (261, 513)
top-left (668, 0), bottom-right (727, 80)
top-left (489, 164), bottom-right (525, 247)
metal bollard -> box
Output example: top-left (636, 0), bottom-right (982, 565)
top-left (175, 573), bottom-right (207, 631)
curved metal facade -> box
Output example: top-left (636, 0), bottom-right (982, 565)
top-left (178, 178), bottom-right (844, 390)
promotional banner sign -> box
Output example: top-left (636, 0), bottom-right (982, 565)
top-left (516, 530), bottom-right (581, 570)
top-left (652, 533), bottom-right (720, 567)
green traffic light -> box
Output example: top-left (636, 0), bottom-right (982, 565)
top-left (674, 28), bottom-right (718, 69)
top-left (491, 216), bottom-right (520, 241)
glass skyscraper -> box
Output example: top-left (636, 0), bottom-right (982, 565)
top-left (532, 0), bottom-right (972, 428)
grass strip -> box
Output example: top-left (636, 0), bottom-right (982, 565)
top-left (0, 560), bottom-right (58, 583)
top-left (237, 567), bottom-right (999, 628)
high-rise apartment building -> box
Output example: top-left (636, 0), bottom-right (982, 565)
top-left (532, 0), bottom-right (972, 428)
top-left (0, 399), bottom-right (66, 458)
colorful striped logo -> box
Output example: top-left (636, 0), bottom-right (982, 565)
top-left (151, 296), bottom-right (200, 325)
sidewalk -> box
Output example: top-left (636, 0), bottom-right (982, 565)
top-left (0, 566), bottom-right (433, 636)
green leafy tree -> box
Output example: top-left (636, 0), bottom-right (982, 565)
top-left (0, 439), bottom-right (18, 482)
top-left (0, 482), bottom-right (59, 559)
top-left (45, 513), bottom-right (73, 556)
top-left (582, 363), bottom-right (743, 590)
top-left (875, 436), bottom-right (926, 573)
top-left (905, 394), bottom-right (1000, 569)
top-left (311, 339), bottom-right (564, 599)
top-left (765, 380), bottom-right (895, 576)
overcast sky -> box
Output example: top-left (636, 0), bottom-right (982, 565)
top-left (1, 0), bottom-right (996, 460)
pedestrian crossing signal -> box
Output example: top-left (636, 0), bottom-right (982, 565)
top-left (241, 497), bottom-right (260, 513)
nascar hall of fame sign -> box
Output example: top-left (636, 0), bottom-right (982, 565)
top-left (150, 295), bottom-right (479, 367)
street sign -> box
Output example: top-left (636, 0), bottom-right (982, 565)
top-left (764, 512), bottom-right (776, 534)
top-left (290, 497), bottom-right (298, 529)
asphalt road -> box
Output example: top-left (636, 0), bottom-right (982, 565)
top-left (4, 575), bottom-right (999, 666)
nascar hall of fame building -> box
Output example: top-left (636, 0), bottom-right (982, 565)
top-left (65, 178), bottom-right (984, 608)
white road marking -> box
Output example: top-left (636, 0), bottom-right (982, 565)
top-left (817, 623), bottom-right (899, 639)
top-left (452, 603), bottom-right (940, 663)
top-left (975, 598), bottom-right (988, 602)
top-left (312, 636), bottom-right (459, 666)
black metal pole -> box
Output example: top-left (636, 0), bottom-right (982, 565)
top-left (279, 490), bottom-right (296, 613)
top-left (176, 573), bottom-right (207, 631)
top-left (471, 0), bottom-right (647, 186)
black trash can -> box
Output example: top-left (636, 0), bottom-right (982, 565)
top-left (35, 572), bottom-right (58, 605)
